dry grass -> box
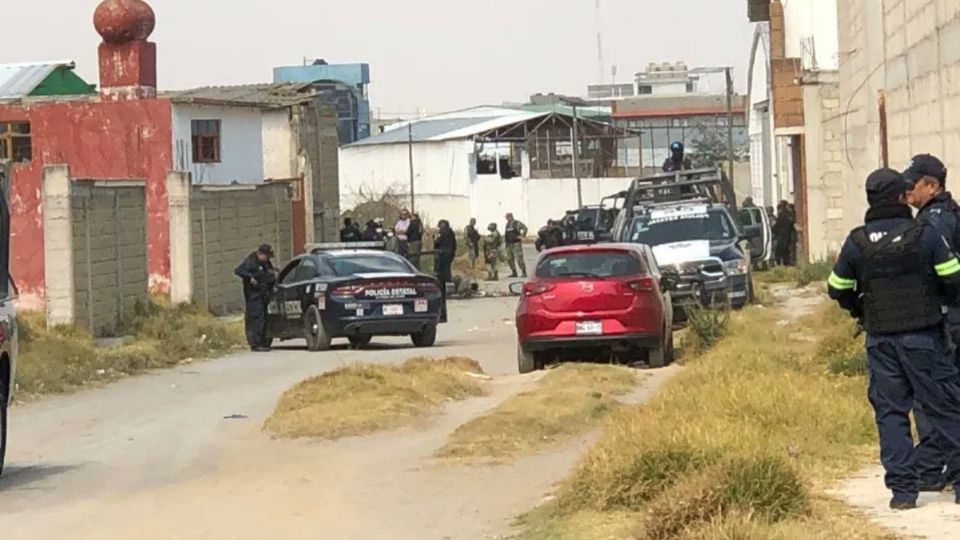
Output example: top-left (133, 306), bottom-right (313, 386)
top-left (516, 295), bottom-right (889, 539)
top-left (16, 303), bottom-right (245, 396)
top-left (435, 364), bottom-right (640, 461)
top-left (452, 253), bottom-right (488, 280)
top-left (264, 357), bottom-right (487, 440)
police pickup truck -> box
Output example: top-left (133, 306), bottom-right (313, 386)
top-left (612, 167), bottom-right (759, 312)
top-left (0, 163), bottom-right (17, 476)
top-left (265, 243), bottom-right (446, 351)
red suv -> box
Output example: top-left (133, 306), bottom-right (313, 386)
top-left (512, 243), bottom-right (675, 373)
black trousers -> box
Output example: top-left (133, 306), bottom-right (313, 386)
top-left (435, 251), bottom-right (454, 284)
top-left (244, 299), bottom-right (268, 349)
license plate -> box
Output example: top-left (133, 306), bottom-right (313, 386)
top-left (576, 321), bottom-right (603, 336)
top-left (577, 231), bottom-right (595, 241)
top-left (414, 299), bottom-right (428, 313)
top-left (383, 304), bottom-right (404, 316)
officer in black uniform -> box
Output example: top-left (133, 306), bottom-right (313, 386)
top-left (828, 168), bottom-right (960, 509)
top-left (340, 218), bottom-right (362, 242)
top-left (904, 154), bottom-right (959, 491)
top-left (662, 141), bottom-right (692, 172)
top-left (234, 244), bottom-right (277, 352)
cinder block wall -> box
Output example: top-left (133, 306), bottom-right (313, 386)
top-left (189, 183), bottom-right (293, 314)
top-left (71, 181), bottom-right (149, 335)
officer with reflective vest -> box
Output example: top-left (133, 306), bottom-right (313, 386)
top-left (904, 154), bottom-right (960, 492)
top-left (828, 167), bottom-right (960, 509)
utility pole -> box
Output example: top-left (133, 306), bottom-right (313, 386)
top-left (725, 67), bottom-right (735, 186)
top-left (572, 105), bottom-right (583, 208)
top-left (407, 123), bottom-right (415, 212)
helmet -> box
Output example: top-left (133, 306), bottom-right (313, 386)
top-left (670, 141), bottom-right (684, 153)
top-left (488, 223), bottom-right (498, 231)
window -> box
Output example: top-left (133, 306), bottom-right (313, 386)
top-left (637, 85), bottom-right (653, 95)
top-left (293, 258), bottom-right (319, 282)
top-left (717, 117), bottom-right (729, 127)
top-left (191, 120), bottom-right (221, 163)
top-left (0, 122), bottom-right (32, 163)
top-left (536, 251), bottom-right (642, 279)
top-left (685, 82), bottom-right (694, 93)
top-left (327, 254), bottom-right (413, 276)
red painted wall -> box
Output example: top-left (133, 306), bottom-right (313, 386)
top-left (0, 98), bottom-right (173, 309)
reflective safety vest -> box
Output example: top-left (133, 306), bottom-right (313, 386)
top-left (851, 221), bottom-right (944, 334)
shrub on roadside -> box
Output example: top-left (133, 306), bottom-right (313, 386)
top-left (682, 304), bottom-right (730, 354)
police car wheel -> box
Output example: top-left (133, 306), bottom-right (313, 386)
top-left (0, 381), bottom-right (7, 477)
top-left (304, 306), bottom-right (331, 352)
top-left (349, 335), bottom-right (373, 349)
top-left (411, 324), bottom-right (437, 348)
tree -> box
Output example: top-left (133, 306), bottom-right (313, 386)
top-left (688, 123), bottom-right (749, 169)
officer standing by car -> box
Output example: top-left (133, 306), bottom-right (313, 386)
top-left (234, 244), bottom-right (277, 352)
top-left (434, 219), bottom-right (457, 285)
top-left (340, 218), bottom-right (361, 242)
top-left (828, 168), bottom-right (960, 509)
top-left (504, 213), bottom-right (528, 278)
top-left (535, 219), bottom-right (563, 252)
top-left (904, 154), bottom-right (960, 491)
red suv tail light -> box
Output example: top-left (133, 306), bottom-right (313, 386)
top-left (626, 277), bottom-right (656, 293)
top-left (523, 282), bottom-right (556, 296)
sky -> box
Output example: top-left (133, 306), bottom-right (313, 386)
top-left (4, 0), bottom-right (753, 116)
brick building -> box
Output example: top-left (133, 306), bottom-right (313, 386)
top-left (0, 0), bottom-right (339, 310)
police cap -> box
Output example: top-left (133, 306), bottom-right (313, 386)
top-left (866, 168), bottom-right (912, 206)
top-left (903, 154), bottom-right (948, 186)
top-left (257, 243), bottom-right (275, 257)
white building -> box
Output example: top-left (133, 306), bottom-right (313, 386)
top-left (746, 0), bottom-right (840, 259)
top-left (339, 106), bottom-right (635, 229)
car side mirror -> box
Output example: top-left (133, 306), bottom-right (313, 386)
top-left (508, 281), bottom-right (525, 296)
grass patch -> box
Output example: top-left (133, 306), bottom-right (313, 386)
top-left (264, 357), bottom-right (487, 439)
top-left (435, 364), bottom-right (639, 461)
top-left (756, 258), bottom-right (834, 287)
top-left (516, 297), bottom-right (885, 539)
top-left (682, 304), bottom-right (730, 355)
top-left (16, 302), bottom-right (245, 396)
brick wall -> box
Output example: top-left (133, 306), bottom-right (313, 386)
top-left (770, 1), bottom-right (804, 129)
top-left (189, 183), bottom-right (293, 314)
top-left (70, 181), bottom-right (148, 335)
top-left (837, 0), bottom-right (960, 236)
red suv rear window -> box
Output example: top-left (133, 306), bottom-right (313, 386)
top-left (536, 251), bottom-right (642, 279)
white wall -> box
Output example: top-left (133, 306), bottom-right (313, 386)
top-left (262, 109), bottom-right (295, 179)
top-left (340, 140), bottom-right (475, 212)
top-left (783, 0), bottom-right (839, 70)
top-left (171, 104), bottom-right (266, 184)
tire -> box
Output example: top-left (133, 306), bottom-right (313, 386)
top-left (517, 343), bottom-right (542, 374)
top-left (411, 324), bottom-right (437, 348)
top-left (349, 335), bottom-right (372, 349)
top-left (648, 328), bottom-right (667, 368)
top-left (0, 382), bottom-right (7, 477)
top-left (304, 306), bottom-right (331, 352)
top-left (664, 327), bottom-right (676, 364)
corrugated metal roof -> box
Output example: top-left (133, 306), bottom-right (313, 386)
top-left (348, 107), bottom-right (548, 147)
top-left (0, 61), bottom-right (73, 99)
top-left (162, 83), bottom-right (322, 108)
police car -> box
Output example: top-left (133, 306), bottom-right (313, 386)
top-left (265, 243), bottom-right (446, 351)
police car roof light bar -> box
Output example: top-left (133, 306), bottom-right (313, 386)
top-left (307, 241), bottom-right (388, 253)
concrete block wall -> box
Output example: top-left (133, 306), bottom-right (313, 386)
top-left (293, 102), bottom-right (340, 243)
top-left (71, 182), bottom-right (149, 335)
top-left (43, 165), bottom-right (149, 335)
top-left (187, 183), bottom-right (293, 315)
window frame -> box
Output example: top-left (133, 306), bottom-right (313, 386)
top-left (0, 122), bottom-right (32, 163)
top-left (191, 119), bottom-right (222, 164)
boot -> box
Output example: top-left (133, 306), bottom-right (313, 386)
top-left (889, 498), bottom-right (917, 510)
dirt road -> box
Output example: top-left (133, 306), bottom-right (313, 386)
top-left (0, 293), bottom-right (675, 539)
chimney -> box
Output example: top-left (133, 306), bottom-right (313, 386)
top-left (94, 0), bottom-right (157, 100)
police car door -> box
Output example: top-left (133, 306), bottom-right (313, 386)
top-left (283, 257), bottom-right (320, 330)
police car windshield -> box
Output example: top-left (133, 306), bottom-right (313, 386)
top-left (629, 207), bottom-right (736, 246)
top-left (327, 254), bottom-right (413, 276)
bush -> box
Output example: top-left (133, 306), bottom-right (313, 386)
top-left (794, 259), bottom-right (833, 287)
top-left (683, 304), bottom-right (730, 353)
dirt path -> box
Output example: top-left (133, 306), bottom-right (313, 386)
top-left (833, 468), bottom-right (959, 539)
top-left (0, 289), bottom-right (679, 539)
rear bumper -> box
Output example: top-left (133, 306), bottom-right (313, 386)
top-left (332, 316), bottom-right (439, 337)
top-left (522, 332), bottom-right (661, 352)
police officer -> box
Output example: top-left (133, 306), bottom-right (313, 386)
top-left (504, 213), bottom-right (528, 278)
top-left (828, 168), bottom-right (960, 509)
top-left (904, 154), bottom-right (958, 491)
top-left (662, 141), bottom-right (692, 172)
top-left (465, 218), bottom-right (481, 268)
top-left (234, 244), bottom-right (277, 352)
top-left (340, 218), bottom-right (361, 242)
top-left (535, 220), bottom-right (563, 252)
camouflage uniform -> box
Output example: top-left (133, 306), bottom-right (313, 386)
top-left (482, 226), bottom-right (503, 281)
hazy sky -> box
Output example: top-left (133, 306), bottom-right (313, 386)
top-left (5, 0), bottom-right (753, 115)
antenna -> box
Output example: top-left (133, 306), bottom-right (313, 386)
top-left (595, 0), bottom-right (604, 84)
